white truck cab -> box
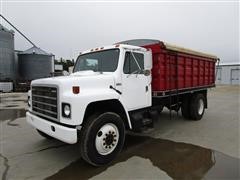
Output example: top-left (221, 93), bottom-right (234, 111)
top-left (27, 44), bottom-right (153, 166)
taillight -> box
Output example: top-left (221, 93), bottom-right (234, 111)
top-left (72, 86), bottom-right (80, 94)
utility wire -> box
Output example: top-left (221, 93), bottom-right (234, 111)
top-left (0, 14), bottom-right (37, 47)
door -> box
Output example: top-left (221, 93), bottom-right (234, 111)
top-left (231, 69), bottom-right (240, 85)
top-left (121, 51), bottom-right (151, 111)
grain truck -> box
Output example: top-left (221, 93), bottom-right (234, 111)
top-left (26, 39), bottom-right (218, 166)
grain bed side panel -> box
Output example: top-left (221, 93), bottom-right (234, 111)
top-left (146, 44), bottom-right (216, 92)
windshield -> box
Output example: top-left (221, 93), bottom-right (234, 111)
top-left (74, 49), bottom-right (120, 73)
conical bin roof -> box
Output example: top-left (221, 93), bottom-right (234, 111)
top-left (19, 46), bottom-right (53, 56)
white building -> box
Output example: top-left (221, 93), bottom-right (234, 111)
top-left (216, 63), bottom-right (240, 85)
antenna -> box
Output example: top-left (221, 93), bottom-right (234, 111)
top-left (0, 14), bottom-right (37, 47)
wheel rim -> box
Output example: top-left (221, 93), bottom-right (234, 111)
top-left (95, 123), bottom-right (119, 155)
top-left (198, 99), bottom-right (204, 115)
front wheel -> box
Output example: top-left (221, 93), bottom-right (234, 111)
top-left (79, 112), bottom-right (125, 166)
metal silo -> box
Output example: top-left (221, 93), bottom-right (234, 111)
top-left (18, 46), bottom-right (54, 81)
top-left (0, 24), bottom-right (15, 80)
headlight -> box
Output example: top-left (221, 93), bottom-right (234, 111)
top-left (64, 105), bottom-right (71, 116)
top-left (62, 103), bottom-right (71, 118)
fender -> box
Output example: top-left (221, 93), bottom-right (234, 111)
top-left (83, 96), bottom-right (132, 129)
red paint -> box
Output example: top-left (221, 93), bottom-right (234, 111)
top-left (142, 42), bottom-right (217, 92)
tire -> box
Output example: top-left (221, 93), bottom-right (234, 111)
top-left (181, 96), bottom-right (191, 119)
top-left (37, 129), bottom-right (54, 139)
top-left (157, 105), bottom-right (164, 114)
top-left (189, 94), bottom-right (205, 120)
top-left (79, 112), bottom-right (125, 166)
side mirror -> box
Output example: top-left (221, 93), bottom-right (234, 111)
top-left (144, 50), bottom-right (153, 70)
top-left (144, 69), bottom-right (151, 76)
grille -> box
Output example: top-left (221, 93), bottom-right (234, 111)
top-left (32, 86), bottom-right (58, 121)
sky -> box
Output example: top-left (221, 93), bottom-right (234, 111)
top-left (0, 1), bottom-right (239, 63)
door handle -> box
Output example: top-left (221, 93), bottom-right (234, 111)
top-left (145, 86), bottom-right (148, 92)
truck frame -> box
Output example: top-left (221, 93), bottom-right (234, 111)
top-left (26, 39), bottom-right (218, 166)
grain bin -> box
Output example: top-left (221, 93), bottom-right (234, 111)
top-left (0, 24), bottom-right (15, 81)
top-left (18, 46), bottom-right (54, 81)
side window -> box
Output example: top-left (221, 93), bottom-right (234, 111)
top-left (123, 52), bottom-right (144, 74)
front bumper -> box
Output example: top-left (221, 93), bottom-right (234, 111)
top-left (26, 112), bottom-right (77, 144)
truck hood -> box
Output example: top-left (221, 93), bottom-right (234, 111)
top-left (31, 72), bottom-right (115, 94)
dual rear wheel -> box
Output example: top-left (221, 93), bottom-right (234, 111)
top-left (181, 93), bottom-right (205, 120)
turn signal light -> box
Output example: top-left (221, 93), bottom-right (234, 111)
top-left (72, 86), bottom-right (80, 94)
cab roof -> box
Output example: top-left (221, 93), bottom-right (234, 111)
top-left (80, 44), bottom-right (147, 55)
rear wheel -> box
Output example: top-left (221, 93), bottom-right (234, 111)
top-left (190, 94), bottom-right (205, 120)
top-left (36, 129), bottom-right (53, 139)
top-left (157, 105), bottom-right (164, 114)
top-left (79, 112), bottom-right (125, 166)
top-left (181, 96), bottom-right (191, 119)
